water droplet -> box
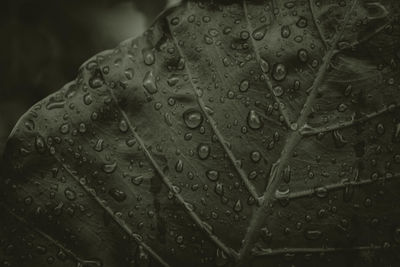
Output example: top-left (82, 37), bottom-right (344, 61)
top-left (297, 49), bottom-right (309, 62)
top-left (281, 25), bottom-right (291, 38)
top-left (89, 74), bottom-right (103, 89)
top-left (273, 86), bottom-right (284, 97)
top-left (296, 17), bottom-right (308, 28)
top-left (250, 151), bottom-right (261, 163)
top-left (206, 170), bottom-right (219, 181)
top-left (109, 188), bottom-right (127, 202)
top-left (175, 235), bottom-right (184, 244)
top-left (124, 68), bottom-right (134, 80)
top-left (64, 188), bottom-right (76, 201)
top-left (103, 161), bottom-right (117, 174)
top-left (260, 58), bottom-right (270, 73)
top-left (175, 160), bottom-right (184, 173)
top-left (83, 93), bottom-right (93, 105)
top-left (197, 143), bottom-right (210, 160)
top-left (35, 136), bottom-right (46, 154)
top-left (315, 186), bottom-right (328, 198)
top-left (94, 139), bottom-right (104, 152)
top-left (239, 80), bottom-right (250, 92)
top-left (376, 123), bottom-right (385, 135)
top-left (252, 25), bottom-right (267, 41)
top-left (143, 71), bottom-right (158, 94)
top-left (59, 123), bottom-right (70, 134)
top-left (304, 229), bottom-right (322, 240)
top-left (214, 182), bottom-right (224, 196)
top-left (332, 130), bottom-right (347, 148)
top-left (183, 109), bottom-right (203, 129)
top-left (233, 200), bottom-right (243, 212)
top-left (142, 49), bottom-right (155, 65)
top-left (247, 110), bottom-right (263, 130)
top-left (119, 120), bottom-right (129, 133)
top-left (272, 63), bottom-right (287, 81)
top-left (131, 176), bottom-right (144, 185)
top-left (240, 30), bottom-right (250, 40)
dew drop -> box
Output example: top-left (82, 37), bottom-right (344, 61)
top-left (281, 25), bottom-right (291, 38)
top-left (233, 200), bottom-right (243, 212)
top-left (175, 159), bottom-right (184, 173)
top-left (250, 151), bottom-right (261, 162)
top-left (247, 110), bottom-right (263, 130)
top-left (197, 143), bottom-right (210, 160)
top-left (103, 161), bottom-right (117, 174)
top-left (239, 80), bottom-right (250, 92)
top-left (143, 49), bottom-right (155, 65)
top-left (94, 139), bottom-right (104, 152)
top-left (143, 71), bottom-right (158, 94)
top-left (109, 188), bottom-right (127, 202)
top-left (64, 188), bottom-right (76, 201)
top-left (124, 68), bottom-right (134, 80)
top-left (297, 49), bottom-right (309, 63)
top-left (119, 120), bottom-right (129, 133)
top-left (272, 63), bottom-right (287, 81)
top-left (206, 170), bottom-right (219, 181)
top-left (35, 136), bottom-right (46, 154)
top-left (183, 109), bottom-right (203, 129)
top-left (59, 123), bottom-right (70, 134)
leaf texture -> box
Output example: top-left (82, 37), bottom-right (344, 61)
top-left (1, 0), bottom-right (400, 266)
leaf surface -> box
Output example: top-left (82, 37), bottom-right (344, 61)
top-left (2, 0), bottom-right (400, 266)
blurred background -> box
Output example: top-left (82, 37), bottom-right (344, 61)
top-left (0, 0), bottom-right (178, 152)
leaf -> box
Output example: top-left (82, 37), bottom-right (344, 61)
top-left (1, 0), bottom-right (400, 266)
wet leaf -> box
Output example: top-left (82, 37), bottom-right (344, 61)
top-left (1, 0), bottom-right (400, 266)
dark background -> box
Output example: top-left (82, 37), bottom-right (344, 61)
top-left (0, 0), bottom-right (174, 153)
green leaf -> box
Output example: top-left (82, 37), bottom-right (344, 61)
top-left (2, 0), bottom-right (400, 266)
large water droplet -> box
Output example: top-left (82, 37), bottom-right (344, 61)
top-left (143, 71), bottom-right (158, 94)
top-left (183, 109), bottom-right (203, 129)
top-left (247, 110), bottom-right (263, 130)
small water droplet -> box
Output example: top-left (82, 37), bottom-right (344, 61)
top-left (109, 188), bottom-right (127, 202)
top-left (239, 80), bottom-right (250, 92)
top-left (233, 199), bottom-right (243, 212)
top-left (281, 25), bottom-right (291, 38)
top-left (142, 49), bottom-right (155, 65)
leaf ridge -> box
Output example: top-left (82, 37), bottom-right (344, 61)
top-left (243, 0), bottom-right (293, 129)
top-left (238, 0), bottom-right (359, 262)
top-left (275, 173), bottom-right (400, 200)
top-left (166, 11), bottom-right (261, 205)
top-left (53, 155), bottom-right (170, 267)
top-left (308, 0), bottom-right (328, 49)
top-left (300, 104), bottom-right (400, 136)
top-left (253, 245), bottom-right (385, 257)
top-left (107, 87), bottom-right (238, 259)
